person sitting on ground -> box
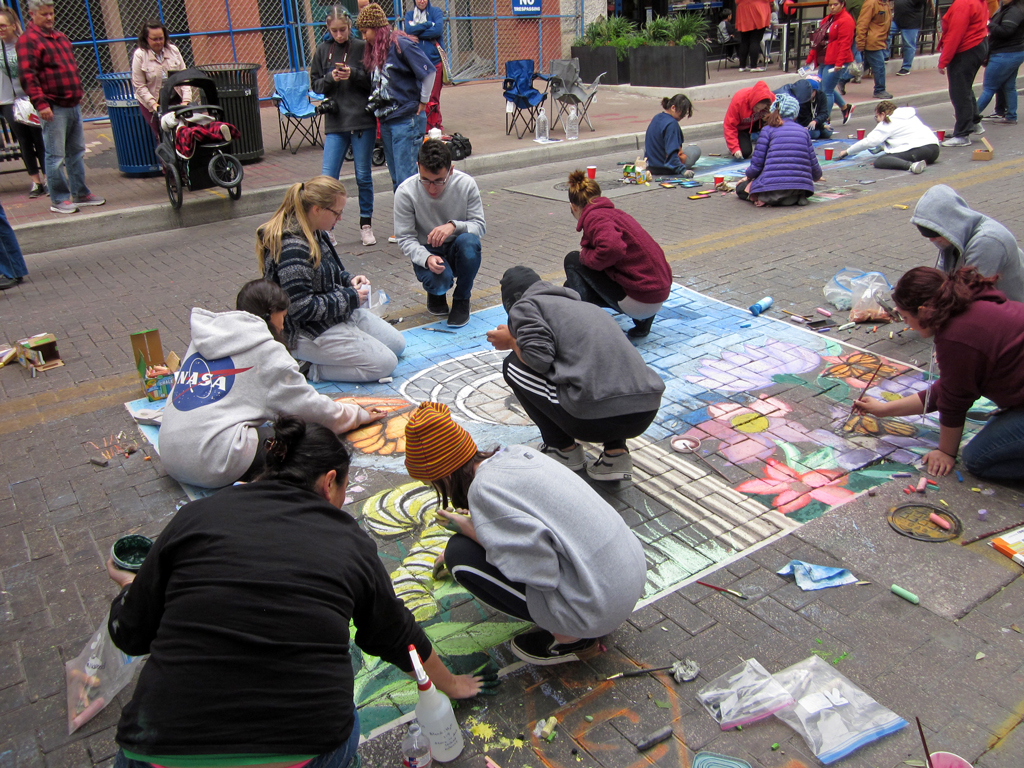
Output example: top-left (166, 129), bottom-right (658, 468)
top-left (395, 138), bottom-right (485, 328)
top-left (107, 416), bottom-right (490, 768)
top-left (159, 279), bottom-right (386, 489)
top-left (736, 93), bottom-right (823, 207)
top-left (258, 176), bottom-right (406, 382)
top-left (855, 267), bottom-right (1024, 480)
top-left (487, 265), bottom-right (665, 481)
top-left (561, 170), bottom-right (672, 338)
top-left (644, 93), bottom-right (702, 176)
top-left (835, 100), bottom-right (939, 172)
top-left (910, 184), bottom-right (1024, 301)
top-left (724, 80), bottom-right (775, 159)
top-left (403, 402), bottom-right (647, 665)
top-left (774, 76), bottom-right (833, 138)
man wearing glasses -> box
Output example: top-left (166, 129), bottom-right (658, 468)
top-left (394, 139), bottom-right (485, 328)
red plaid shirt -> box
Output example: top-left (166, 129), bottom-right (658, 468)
top-left (17, 22), bottom-right (82, 110)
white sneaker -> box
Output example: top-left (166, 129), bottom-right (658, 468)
top-left (360, 225), bottom-right (376, 246)
top-left (942, 136), bottom-right (972, 147)
top-left (909, 160), bottom-right (926, 174)
top-left (388, 235), bottom-right (398, 243)
top-left (738, 67), bottom-right (747, 72)
top-left (750, 67), bottom-right (766, 72)
top-left (971, 122), bottom-right (985, 135)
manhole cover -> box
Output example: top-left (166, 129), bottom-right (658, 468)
top-left (887, 503), bottom-right (962, 541)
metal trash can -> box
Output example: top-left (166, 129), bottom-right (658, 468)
top-left (196, 63), bottom-right (263, 162)
top-left (97, 72), bottom-right (160, 175)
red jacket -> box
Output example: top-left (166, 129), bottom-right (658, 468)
top-left (577, 197), bottom-right (671, 304)
top-left (938, 0), bottom-right (990, 69)
top-left (16, 22), bottom-right (82, 110)
top-left (824, 10), bottom-right (856, 66)
top-left (723, 81), bottom-right (775, 155)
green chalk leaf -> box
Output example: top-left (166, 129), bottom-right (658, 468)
top-left (655, 700), bottom-right (671, 709)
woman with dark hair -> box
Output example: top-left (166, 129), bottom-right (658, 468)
top-left (855, 267), bottom-right (1024, 479)
top-left (817, 0), bottom-right (856, 124)
top-left (643, 93), bottom-right (702, 176)
top-left (976, 0), bottom-right (1024, 125)
top-left (0, 7), bottom-right (46, 198)
top-left (404, 402), bottom-right (647, 666)
top-left (355, 2), bottom-right (436, 192)
top-left (131, 19), bottom-right (190, 139)
top-left (159, 279), bottom-right (384, 488)
top-left (107, 416), bottom-right (489, 768)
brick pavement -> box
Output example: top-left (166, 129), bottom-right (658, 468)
top-left (1, 100), bottom-right (1024, 767)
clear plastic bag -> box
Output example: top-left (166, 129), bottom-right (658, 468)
top-left (773, 656), bottom-right (908, 764)
top-left (65, 612), bottom-right (141, 733)
top-left (696, 658), bottom-right (795, 730)
top-left (848, 271), bottom-right (893, 323)
top-left (823, 268), bottom-right (863, 310)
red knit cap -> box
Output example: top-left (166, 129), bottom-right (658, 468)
top-left (404, 402), bottom-right (478, 481)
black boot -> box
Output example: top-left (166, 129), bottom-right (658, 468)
top-left (627, 316), bottom-right (655, 338)
top-left (426, 293), bottom-right (449, 316)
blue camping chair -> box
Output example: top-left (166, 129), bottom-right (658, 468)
top-left (502, 60), bottom-right (547, 139)
top-left (272, 71), bottom-right (322, 154)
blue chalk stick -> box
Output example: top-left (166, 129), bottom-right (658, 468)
top-left (956, 471), bottom-right (964, 482)
top-left (740, 323), bottom-right (752, 328)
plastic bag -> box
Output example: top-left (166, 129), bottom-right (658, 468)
top-left (773, 656), bottom-right (907, 764)
top-left (848, 271), bottom-right (893, 323)
top-left (696, 658), bottom-right (795, 730)
top-left (65, 612), bottom-right (141, 733)
top-left (823, 267), bottom-right (863, 310)
top-left (13, 97), bottom-right (40, 127)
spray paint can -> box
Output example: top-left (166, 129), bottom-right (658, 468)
top-left (749, 296), bottom-right (773, 316)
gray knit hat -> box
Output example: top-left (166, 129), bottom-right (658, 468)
top-left (775, 93), bottom-right (799, 119)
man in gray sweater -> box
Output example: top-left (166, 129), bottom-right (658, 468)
top-left (394, 139), bottom-right (485, 327)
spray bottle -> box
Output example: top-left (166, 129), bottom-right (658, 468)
top-left (408, 645), bottom-right (464, 762)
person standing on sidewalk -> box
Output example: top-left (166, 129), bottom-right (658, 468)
top-left (735, 0), bottom-right (773, 71)
top-left (131, 20), bottom-right (190, 141)
top-left (819, 0), bottom-right (857, 125)
top-left (0, 200), bottom-right (28, 290)
top-left (937, 0), bottom-right (990, 146)
top-left (0, 9), bottom-right (45, 199)
top-left (856, 0), bottom-right (894, 98)
top-left (976, 0), bottom-right (1024, 125)
top-left (890, 0), bottom-right (927, 76)
top-left (17, 0), bottom-right (104, 215)
top-left (403, 0), bottom-right (445, 133)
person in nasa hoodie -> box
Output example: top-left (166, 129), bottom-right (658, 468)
top-left (159, 279), bottom-right (385, 488)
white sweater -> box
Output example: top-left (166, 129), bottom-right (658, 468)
top-left (847, 107), bottom-right (939, 156)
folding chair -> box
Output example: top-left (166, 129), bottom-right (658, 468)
top-left (272, 71), bottom-right (322, 154)
top-left (545, 58), bottom-right (603, 132)
top-left (502, 60), bottom-right (547, 139)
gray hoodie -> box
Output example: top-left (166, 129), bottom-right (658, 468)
top-left (508, 281), bottom-right (666, 418)
top-left (159, 308), bottom-right (369, 488)
top-left (911, 185), bottom-right (1024, 302)
top-left (469, 445), bottom-right (647, 638)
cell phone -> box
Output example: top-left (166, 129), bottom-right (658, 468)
top-left (806, 318), bottom-right (835, 329)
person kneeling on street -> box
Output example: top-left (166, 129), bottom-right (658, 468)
top-left (835, 101), bottom-right (939, 173)
top-left (723, 80), bottom-right (775, 159)
top-left (404, 402), bottom-right (647, 666)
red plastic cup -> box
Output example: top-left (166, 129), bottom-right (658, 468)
top-left (857, 128), bottom-right (865, 140)
top-left (586, 166), bottom-right (597, 179)
top-left (714, 175), bottom-right (725, 185)
top-left (824, 148), bottom-right (834, 161)
top-left (936, 129), bottom-right (946, 141)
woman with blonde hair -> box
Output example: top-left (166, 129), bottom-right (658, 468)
top-left (0, 7), bottom-right (45, 197)
top-left (562, 170), bottom-right (671, 339)
top-left (257, 175), bottom-right (405, 382)
top-left (835, 100), bottom-right (939, 172)
top-left (131, 19), bottom-right (190, 139)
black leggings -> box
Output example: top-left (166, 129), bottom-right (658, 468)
top-left (738, 28), bottom-right (766, 69)
top-left (1, 103), bottom-right (45, 177)
top-left (738, 130), bottom-right (757, 159)
top-left (563, 250), bottom-right (626, 311)
top-left (503, 353), bottom-right (658, 453)
top-left (445, 534), bottom-right (532, 621)
top-left (872, 143), bottom-right (940, 171)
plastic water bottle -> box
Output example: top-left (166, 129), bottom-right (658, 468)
top-left (409, 645), bottom-right (463, 761)
top-left (402, 722), bottom-right (432, 768)
top-left (566, 107), bottom-right (579, 140)
top-left (535, 108), bottom-right (549, 142)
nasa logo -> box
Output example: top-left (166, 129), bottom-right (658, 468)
top-left (170, 354), bottom-right (252, 411)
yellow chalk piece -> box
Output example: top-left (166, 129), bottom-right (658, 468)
top-left (971, 487), bottom-right (982, 492)
top-left (892, 204), bottom-right (909, 210)
top-left (540, 718), bottom-right (557, 739)
top-left (889, 332), bottom-right (893, 339)
top-left (939, 499), bottom-right (948, 507)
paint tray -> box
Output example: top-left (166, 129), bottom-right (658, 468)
top-left (692, 753), bottom-right (752, 768)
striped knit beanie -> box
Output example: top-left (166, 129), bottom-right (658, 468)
top-left (404, 402), bottom-right (478, 481)
top-left (356, 3), bottom-right (389, 30)
top-left (774, 93), bottom-right (799, 119)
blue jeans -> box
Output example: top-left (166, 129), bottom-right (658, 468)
top-left (977, 50), bottom-right (1024, 121)
top-left (113, 710), bottom-right (361, 768)
top-left (862, 48), bottom-right (887, 95)
top-left (962, 407), bottom-right (1024, 481)
top-left (820, 64), bottom-right (848, 119)
top-left (0, 201), bottom-right (27, 279)
top-left (888, 24), bottom-right (919, 71)
top-left (40, 104), bottom-right (90, 204)
top-left (379, 114), bottom-right (420, 192)
top-left (412, 233), bottom-right (481, 300)
top-left (322, 130), bottom-right (375, 221)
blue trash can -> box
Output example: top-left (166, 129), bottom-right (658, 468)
top-left (97, 72), bottom-right (160, 175)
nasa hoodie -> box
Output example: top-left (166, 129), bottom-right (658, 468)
top-left (159, 308), bottom-right (370, 488)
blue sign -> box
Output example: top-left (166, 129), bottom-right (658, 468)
top-left (511, 0), bottom-right (542, 17)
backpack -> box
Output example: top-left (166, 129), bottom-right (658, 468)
top-left (447, 133), bottom-right (472, 161)
top-left (808, 16), bottom-right (834, 51)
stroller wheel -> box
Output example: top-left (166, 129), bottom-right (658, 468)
top-left (344, 145), bottom-right (354, 162)
top-left (208, 153), bottom-right (243, 189)
top-left (229, 183), bottom-right (241, 201)
top-left (372, 145), bottom-right (386, 167)
top-left (165, 165), bottom-right (183, 209)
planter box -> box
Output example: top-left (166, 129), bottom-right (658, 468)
top-left (628, 45), bottom-right (707, 88)
top-left (571, 46), bottom-right (629, 85)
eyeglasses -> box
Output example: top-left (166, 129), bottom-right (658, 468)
top-left (419, 171), bottom-right (450, 188)
top-left (324, 206), bottom-right (344, 218)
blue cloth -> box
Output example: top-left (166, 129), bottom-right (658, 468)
top-left (745, 118), bottom-right (822, 195)
top-left (0, 201), bottom-right (27, 279)
top-left (862, 48), bottom-right (887, 95)
top-left (41, 104), bottom-right (90, 205)
top-left (977, 50), bottom-right (1024, 121)
top-left (962, 405), bottom-right (1024, 480)
top-left (777, 560), bottom-right (858, 591)
top-left (379, 115), bottom-right (421, 192)
top-left (404, 1), bottom-right (444, 65)
top-left (888, 23), bottom-right (919, 71)
top-left (644, 112), bottom-right (683, 171)
top-left (412, 232), bottom-right (481, 300)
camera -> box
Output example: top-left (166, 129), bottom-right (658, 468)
top-left (316, 98), bottom-right (339, 116)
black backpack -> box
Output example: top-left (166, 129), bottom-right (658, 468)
top-left (447, 133), bottom-right (472, 161)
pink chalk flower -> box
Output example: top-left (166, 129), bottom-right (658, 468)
top-left (737, 458), bottom-right (855, 515)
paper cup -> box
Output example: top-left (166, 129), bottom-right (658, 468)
top-left (714, 176), bottom-right (725, 185)
top-left (936, 129), bottom-right (946, 141)
top-left (857, 128), bottom-right (865, 139)
top-left (824, 148), bottom-right (834, 160)
top-left (587, 166), bottom-right (597, 179)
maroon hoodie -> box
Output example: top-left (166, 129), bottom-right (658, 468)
top-left (916, 288), bottom-right (1024, 428)
top-left (577, 197), bottom-right (671, 305)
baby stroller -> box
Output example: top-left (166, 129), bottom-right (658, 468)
top-left (155, 68), bottom-right (243, 209)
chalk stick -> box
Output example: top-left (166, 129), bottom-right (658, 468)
top-left (892, 472), bottom-right (912, 478)
top-left (636, 725), bottom-right (674, 751)
top-left (956, 471), bottom-right (964, 482)
top-left (89, 457), bottom-right (108, 467)
top-left (739, 323), bottom-right (751, 328)
top-left (540, 718), bottom-right (557, 739)
top-left (927, 479), bottom-right (939, 487)
top-left (891, 584), bottom-right (920, 604)
top-left (837, 322), bottom-right (855, 331)
top-left (916, 477), bottom-right (928, 493)
top-left (815, 308), bottom-right (832, 317)
top-left (929, 512), bottom-right (951, 530)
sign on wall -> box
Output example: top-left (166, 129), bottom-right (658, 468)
top-left (511, 0), bottom-right (542, 17)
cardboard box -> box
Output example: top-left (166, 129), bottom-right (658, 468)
top-left (15, 333), bottom-right (63, 372)
top-left (0, 345), bottom-right (15, 368)
top-left (130, 329), bottom-right (180, 401)
top-left (972, 137), bottom-right (994, 161)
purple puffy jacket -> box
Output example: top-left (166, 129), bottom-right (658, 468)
top-left (746, 119), bottom-right (822, 195)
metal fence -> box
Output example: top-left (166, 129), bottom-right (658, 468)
top-left (10, 0), bottom-right (582, 120)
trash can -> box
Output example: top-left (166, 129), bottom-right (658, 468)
top-left (196, 63), bottom-right (263, 162)
top-left (97, 72), bottom-right (160, 175)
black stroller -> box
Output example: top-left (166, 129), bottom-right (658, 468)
top-left (156, 68), bottom-right (243, 209)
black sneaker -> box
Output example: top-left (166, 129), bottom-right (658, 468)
top-left (873, 90), bottom-right (893, 99)
top-left (28, 183), bottom-right (44, 199)
top-left (447, 298), bottom-right (470, 327)
top-left (627, 316), bottom-right (654, 338)
top-left (841, 104), bottom-right (855, 125)
top-left (0, 275), bottom-right (21, 290)
top-left (426, 293), bottom-right (449, 316)
top-left (510, 629), bottom-right (599, 666)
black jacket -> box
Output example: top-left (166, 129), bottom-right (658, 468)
top-left (988, 2), bottom-right (1024, 54)
top-left (893, 0), bottom-right (928, 29)
top-left (309, 37), bottom-right (376, 134)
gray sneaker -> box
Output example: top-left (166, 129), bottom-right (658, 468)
top-left (73, 193), bottom-right (105, 206)
top-left (50, 200), bottom-right (78, 214)
top-left (971, 122), bottom-right (985, 135)
top-left (538, 442), bottom-right (586, 471)
top-left (586, 451), bottom-right (633, 482)
top-left (909, 160), bottom-right (926, 174)
top-left (942, 135), bottom-right (972, 147)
